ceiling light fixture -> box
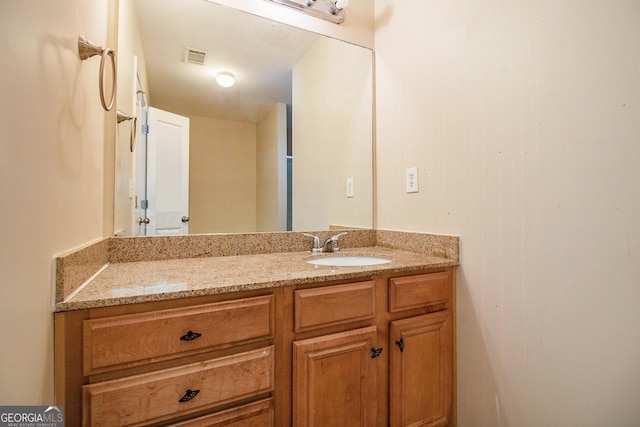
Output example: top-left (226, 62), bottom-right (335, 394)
top-left (334, 0), bottom-right (349, 12)
top-left (216, 72), bottom-right (235, 88)
top-left (265, 0), bottom-right (348, 24)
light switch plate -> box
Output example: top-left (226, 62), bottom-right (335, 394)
top-left (346, 178), bottom-right (354, 198)
top-left (406, 167), bottom-right (419, 193)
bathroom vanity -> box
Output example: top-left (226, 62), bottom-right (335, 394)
top-left (54, 230), bottom-right (458, 426)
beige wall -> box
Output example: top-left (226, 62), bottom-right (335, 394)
top-left (256, 104), bottom-right (288, 231)
top-left (375, 0), bottom-right (640, 424)
top-left (0, 0), bottom-right (117, 403)
top-left (189, 116), bottom-right (257, 233)
top-left (292, 37), bottom-right (373, 230)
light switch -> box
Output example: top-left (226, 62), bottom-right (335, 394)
top-left (346, 178), bottom-right (354, 198)
top-left (406, 167), bottom-right (419, 193)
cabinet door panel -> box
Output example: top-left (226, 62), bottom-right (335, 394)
top-left (293, 326), bottom-right (378, 427)
top-left (390, 312), bottom-right (452, 427)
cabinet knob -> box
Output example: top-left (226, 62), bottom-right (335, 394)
top-left (396, 338), bottom-right (405, 353)
top-left (180, 330), bottom-right (202, 341)
top-left (371, 347), bottom-right (383, 359)
top-left (178, 389), bottom-right (200, 402)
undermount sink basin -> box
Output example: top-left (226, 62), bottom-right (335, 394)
top-left (305, 255), bottom-right (392, 267)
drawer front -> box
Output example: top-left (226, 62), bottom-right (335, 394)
top-left (294, 281), bottom-right (376, 333)
top-left (83, 295), bottom-right (274, 375)
top-left (169, 398), bottom-right (274, 426)
top-left (389, 271), bottom-right (451, 312)
top-left (83, 346), bottom-right (274, 427)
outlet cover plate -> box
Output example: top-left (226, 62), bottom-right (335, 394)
top-left (406, 167), bottom-right (419, 193)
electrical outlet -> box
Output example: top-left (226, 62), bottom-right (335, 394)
top-left (406, 167), bottom-right (419, 193)
top-left (346, 178), bottom-right (354, 198)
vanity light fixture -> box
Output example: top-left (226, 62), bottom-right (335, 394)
top-left (265, 0), bottom-right (348, 24)
top-left (216, 72), bottom-right (235, 88)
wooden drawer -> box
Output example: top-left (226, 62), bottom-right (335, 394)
top-left (389, 271), bottom-right (451, 312)
top-left (169, 398), bottom-right (274, 426)
top-left (83, 295), bottom-right (274, 375)
top-left (83, 346), bottom-right (274, 427)
top-left (294, 281), bottom-right (376, 333)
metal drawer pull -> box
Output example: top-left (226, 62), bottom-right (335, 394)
top-left (396, 338), bottom-right (405, 352)
top-left (180, 330), bottom-right (202, 341)
top-left (178, 389), bottom-right (200, 402)
top-left (371, 347), bottom-right (383, 359)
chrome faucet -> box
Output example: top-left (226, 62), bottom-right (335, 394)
top-left (303, 233), bottom-right (323, 253)
top-left (304, 232), bottom-right (348, 253)
top-left (322, 232), bottom-right (347, 252)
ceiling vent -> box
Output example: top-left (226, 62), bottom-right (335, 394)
top-left (184, 47), bottom-right (207, 66)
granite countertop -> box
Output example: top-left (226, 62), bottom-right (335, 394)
top-left (55, 246), bottom-right (457, 311)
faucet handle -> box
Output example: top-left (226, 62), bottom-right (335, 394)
top-left (303, 233), bottom-right (323, 253)
top-left (329, 231), bottom-right (348, 252)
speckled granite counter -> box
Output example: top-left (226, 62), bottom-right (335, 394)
top-left (54, 230), bottom-right (459, 312)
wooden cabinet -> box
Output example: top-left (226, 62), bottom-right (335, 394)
top-left (290, 269), bottom-right (455, 427)
top-left (387, 272), bottom-right (455, 427)
top-left (56, 267), bottom-right (455, 426)
top-left (56, 291), bottom-right (278, 426)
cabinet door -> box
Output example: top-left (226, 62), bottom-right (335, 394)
top-left (389, 311), bottom-right (452, 427)
top-left (293, 326), bottom-right (378, 427)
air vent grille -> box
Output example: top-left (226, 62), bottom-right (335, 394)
top-left (184, 47), bottom-right (207, 66)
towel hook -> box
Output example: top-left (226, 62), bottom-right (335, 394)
top-left (78, 35), bottom-right (117, 111)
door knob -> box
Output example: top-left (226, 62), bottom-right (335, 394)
top-left (181, 216), bottom-right (190, 223)
top-left (138, 217), bottom-right (150, 225)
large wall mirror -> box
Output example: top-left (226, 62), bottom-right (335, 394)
top-left (114, 0), bottom-right (373, 236)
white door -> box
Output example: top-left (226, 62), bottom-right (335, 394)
top-left (134, 80), bottom-right (148, 236)
top-left (146, 107), bottom-right (190, 235)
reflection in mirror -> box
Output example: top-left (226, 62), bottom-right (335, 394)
top-left (114, 0), bottom-right (372, 236)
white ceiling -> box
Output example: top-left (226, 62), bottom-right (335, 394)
top-left (133, 0), bottom-right (319, 122)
